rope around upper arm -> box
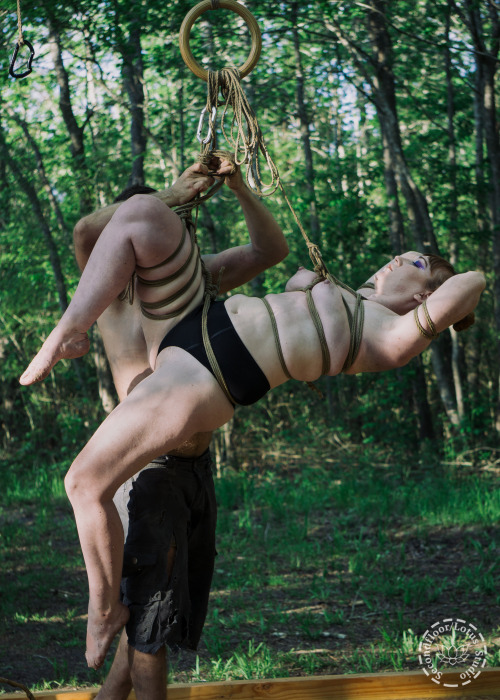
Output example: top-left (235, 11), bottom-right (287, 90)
top-left (414, 300), bottom-right (438, 339)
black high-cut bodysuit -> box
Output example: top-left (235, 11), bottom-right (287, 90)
top-left (157, 300), bottom-right (270, 406)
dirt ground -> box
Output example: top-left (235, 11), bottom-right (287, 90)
top-left (1, 501), bottom-right (499, 694)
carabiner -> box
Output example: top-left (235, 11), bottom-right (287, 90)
top-left (196, 106), bottom-right (217, 145)
top-left (9, 39), bottom-right (35, 79)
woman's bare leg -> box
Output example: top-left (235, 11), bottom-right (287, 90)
top-left (20, 196), bottom-right (186, 385)
top-left (64, 351), bottom-right (234, 669)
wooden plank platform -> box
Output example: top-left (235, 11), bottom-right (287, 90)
top-left (1, 669), bottom-right (500, 700)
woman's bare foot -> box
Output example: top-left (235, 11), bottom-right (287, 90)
top-left (19, 326), bottom-right (90, 385)
top-left (86, 602), bottom-right (130, 670)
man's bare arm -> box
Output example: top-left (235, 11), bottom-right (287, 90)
top-left (74, 157), bottom-right (288, 290)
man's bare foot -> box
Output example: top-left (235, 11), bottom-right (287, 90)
top-left (19, 326), bottom-right (90, 385)
top-left (86, 602), bottom-right (130, 670)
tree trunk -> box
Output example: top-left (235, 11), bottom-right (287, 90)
top-left (380, 125), bottom-right (406, 254)
top-left (430, 335), bottom-right (460, 430)
top-left (121, 23), bottom-right (147, 188)
top-left (364, 0), bottom-right (458, 427)
top-left (366, 0), bottom-right (440, 254)
top-left (457, 0), bottom-right (500, 431)
top-left (6, 109), bottom-right (71, 246)
top-left (479, 58), bottom-right (500, 434)
top-left (327, 66), bottom-right (348, 239)
top-left (354, 92), bottom-right (367, 199)
top-left (444, 4), bottom-right (465, 422)
top-left (468, 41), bottom-right (489, 417)
top-left (47, 18), bottom-right (92, 215)
top-left (47, 16), bottom-right (117, 409)
top-left (412, 357), bottom-right (436, 440)
top-left (323, 1), bottom-right (457, 430)
top-left (0, 130), bottom-right (68, 313)
top-left (290, 1), bottom-right (321, 243)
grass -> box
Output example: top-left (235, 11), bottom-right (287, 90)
top-left (0, 436), bottom-right (499, 692)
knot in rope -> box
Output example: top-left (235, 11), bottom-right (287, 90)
top-left (307, 242), bottom-right (328, 279)
top-left (197, 149), bottom-right (237, 175)
top-left (216, 66), bottom-right (242, 93)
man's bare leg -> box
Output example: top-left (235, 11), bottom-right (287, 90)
top-left (95, 631), bottom-right (133, 700)
top-left (94, 630), bottom-right (168, 700)
top-left (20, 196), bottom-right (185, 386)
top-left (129, 646), bottom-right (167, 700)
top-left (96, 541), bottom-right (175, 699)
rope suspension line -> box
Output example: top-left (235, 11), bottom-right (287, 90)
top-left (177, 0), bottom-right (367, 392)
top-left (178, 0), bottom-right (340, 285)
top-left (9, 0), bottom-right (34, 79)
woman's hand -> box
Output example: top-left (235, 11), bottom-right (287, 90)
top-left (211, 156), bottom-right (245, 192)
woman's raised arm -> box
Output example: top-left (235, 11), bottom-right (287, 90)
top-left (418, 271), bottom-right (486, 334)
top-left (380, 270), bottom-right (486, 370)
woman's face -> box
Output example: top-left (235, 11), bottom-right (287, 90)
top-left (369, 252), bottom-right (434, 313)
top-left (375, 253), bottom-right (432, 290)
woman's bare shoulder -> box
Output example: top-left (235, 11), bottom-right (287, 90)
top-left (345, 301), bottom-right (427, 374)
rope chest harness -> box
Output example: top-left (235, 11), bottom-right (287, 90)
top-left (263, 280), bottom-right (364, 379)
top-left (200, 270), bottom-right (365, 406)
top-left (120, 0), bottom-right (437, 406)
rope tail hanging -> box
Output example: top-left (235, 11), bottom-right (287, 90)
top-left (9, 0), bottom-right (35, 79)
top-left (0, 677), bottom-right (36, 700)
top-left (199, 67), bottom-right (280, 197)
top-left (179, 0), bottom-right (278, 200)
top-left (200, 66), bottom-right (339, 289)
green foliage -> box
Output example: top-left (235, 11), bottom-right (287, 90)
top-left (2, 445), bottom-right (499, 687)
top-left (1, 0), bottom-right (499, 471)
top-left (192, 640), bottom-right (288, 682)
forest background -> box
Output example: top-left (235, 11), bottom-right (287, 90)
top-left (1, 0), bottom-right (500, 692)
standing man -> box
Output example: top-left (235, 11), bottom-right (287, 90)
top-left (72, 158), bottom-right (288, 699)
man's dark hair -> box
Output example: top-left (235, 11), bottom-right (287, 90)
top-left (113, 184), bottom-right (157, 203)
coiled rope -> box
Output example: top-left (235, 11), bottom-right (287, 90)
top-left (176, 3), bottom-right (365, 380)
top-left (190, 67), bottom-right (331, 279)
top-left (200, 68), bottom-right (279, 196)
